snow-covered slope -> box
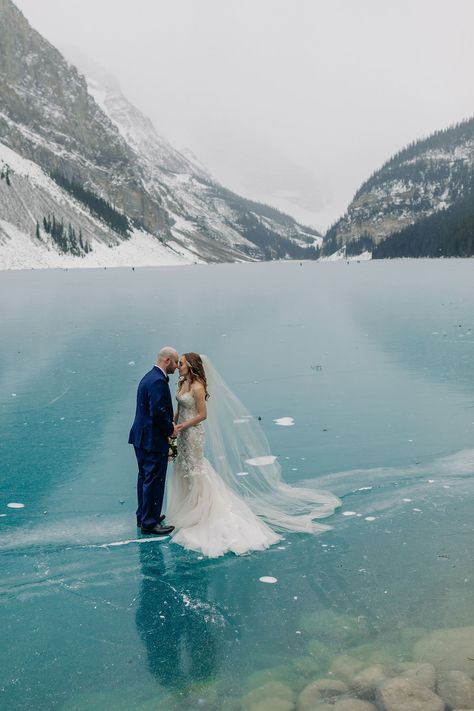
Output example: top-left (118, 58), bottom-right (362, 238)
top-left (323, 118), bottom-right (474, 255)
top-left (0, 0), bottom-right (321, 269)
top-left (0, 142), bottom-right (192, 268)
top-left (75, 51), bottom-right (322, 262)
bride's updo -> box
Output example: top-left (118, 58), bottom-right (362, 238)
top-left (181, 352), bottom-right (210, 400)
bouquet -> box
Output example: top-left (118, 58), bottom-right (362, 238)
top-left (168, 439), bottom-right (178, 461)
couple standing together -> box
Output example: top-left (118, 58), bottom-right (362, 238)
top-left (129, 347), bottom-right (340, 558)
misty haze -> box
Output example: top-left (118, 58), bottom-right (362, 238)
top-left (1, 2), bottom-right (474, 710)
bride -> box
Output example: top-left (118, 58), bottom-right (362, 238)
top-left (166, 353), bottom-right (340, 558)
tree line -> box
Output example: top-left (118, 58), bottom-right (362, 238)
top-left (372, 192), bottom-right (474, 259)
top-left (51, 171), bottom-right (130, 237)
top-left (0, 164), bottom-right (11, 185)
top-left (39, 214), bottom-right (92, 256)
top-left (238, 213), bottom-right (320, 260)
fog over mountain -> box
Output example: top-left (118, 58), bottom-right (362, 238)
top-left (0, 0), bottom-right (321, 268)
top-left (15, 0), bottom-right (474, 231)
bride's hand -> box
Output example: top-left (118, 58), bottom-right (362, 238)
top-left (175, 423), bottom-right (185, 433)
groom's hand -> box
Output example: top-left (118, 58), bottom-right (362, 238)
top-left (170, 425), bottom-right (179, 439)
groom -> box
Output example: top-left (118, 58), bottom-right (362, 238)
top-left (129, 346), bottom-right (179, 535)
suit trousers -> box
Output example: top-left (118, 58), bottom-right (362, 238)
top-left (134, 446), bottom-right (168, 529)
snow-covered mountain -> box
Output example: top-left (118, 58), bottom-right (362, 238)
top-left (0, 142), bottom-right (192, 268)
top-left (0, 0), bottom-right (321, 269)
top-left (323, 117), bottom-right (474, 256)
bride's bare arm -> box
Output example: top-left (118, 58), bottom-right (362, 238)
top-left (176, 382), bottom-right (207, 431)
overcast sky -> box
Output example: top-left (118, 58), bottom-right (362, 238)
top-left (16, 0), bottom-right (474, 230)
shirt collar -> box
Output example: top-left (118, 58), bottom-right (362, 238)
top-left (155, 365), bottom-right (168, 379)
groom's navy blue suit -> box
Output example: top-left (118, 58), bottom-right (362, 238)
top-left (129, 366), bottom-right (174, 530)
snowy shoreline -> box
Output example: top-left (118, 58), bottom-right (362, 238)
top-left (0, 219), bottom-right (196, 271)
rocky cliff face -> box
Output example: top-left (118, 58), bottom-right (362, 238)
top-left (0, 0), bottom-right (168, 235)
top-left (324, 117), bottom-right (474, 254)
top-left (0, 0), bottom-right (321, 267)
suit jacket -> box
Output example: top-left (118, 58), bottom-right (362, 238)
top-left (128, 366), bottom-right (174, 453)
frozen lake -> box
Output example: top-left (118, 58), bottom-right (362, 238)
top-left (1, 259), bottom-right (474, 710)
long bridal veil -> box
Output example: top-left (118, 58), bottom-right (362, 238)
top-left (201, 356), bottom-right (341, 533)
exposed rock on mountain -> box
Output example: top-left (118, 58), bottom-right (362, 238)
top-left (323, 117), bottom-right (474, 257)
top-left (0, 0), bottom-right (321, 268)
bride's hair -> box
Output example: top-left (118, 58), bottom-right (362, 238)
top-left (180, 352), bottom-right (210, 400)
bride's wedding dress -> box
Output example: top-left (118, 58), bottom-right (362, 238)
top-left (167, 391), bottom-right (281, 557)
top-left (166, 356), bottom-right (341, 558)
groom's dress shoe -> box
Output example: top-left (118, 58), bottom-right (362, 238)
top-left (141, 524), bottom-right (174, 535)
top-left (137, 514), bottom-right (165, 527)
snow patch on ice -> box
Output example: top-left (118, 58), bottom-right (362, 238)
top-left (274, 417), bottom-right (295, 426)
top-left (245, 456), bottom-right (277, 466)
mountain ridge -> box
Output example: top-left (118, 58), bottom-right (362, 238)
top-left (0, 0), bottom-right (320, 269)
top-left (322, 116), bottom-right (474, 257)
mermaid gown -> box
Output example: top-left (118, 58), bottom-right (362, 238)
top-left (166, 391), bottom-right (281, 557)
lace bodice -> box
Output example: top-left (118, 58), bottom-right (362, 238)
top-left (175, 391), bottom-right (205, 477)
top-left (176, 390), bottom-right (199, 421)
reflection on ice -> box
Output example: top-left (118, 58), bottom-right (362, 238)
top-left (2, 262), bottom-right (474, 709)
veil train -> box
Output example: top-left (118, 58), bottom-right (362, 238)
top-left (201, 356), bottom-right (341, 534)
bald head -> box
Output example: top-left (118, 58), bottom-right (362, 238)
top-left (156, 346), bottom-right (179, 375)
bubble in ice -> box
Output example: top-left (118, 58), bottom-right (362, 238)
top-left (259, 576), bottom-right (277, 584)
top-left (342, 511), bottom-right (357, 516)
top-left (7, 502), bottom-right (24, 509)
top-left (365, 516), bottom-right (377, 522)
top-left (236, 471), bottom-right (249, 477)
top-left (274, 417), bottom-right (295, 426)
top-left (245, 456), bottom-right (277, 466)
top-left (128, 361), bottom-right (135, 366)
top-left (11, 393), bottom-right (17, 397)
